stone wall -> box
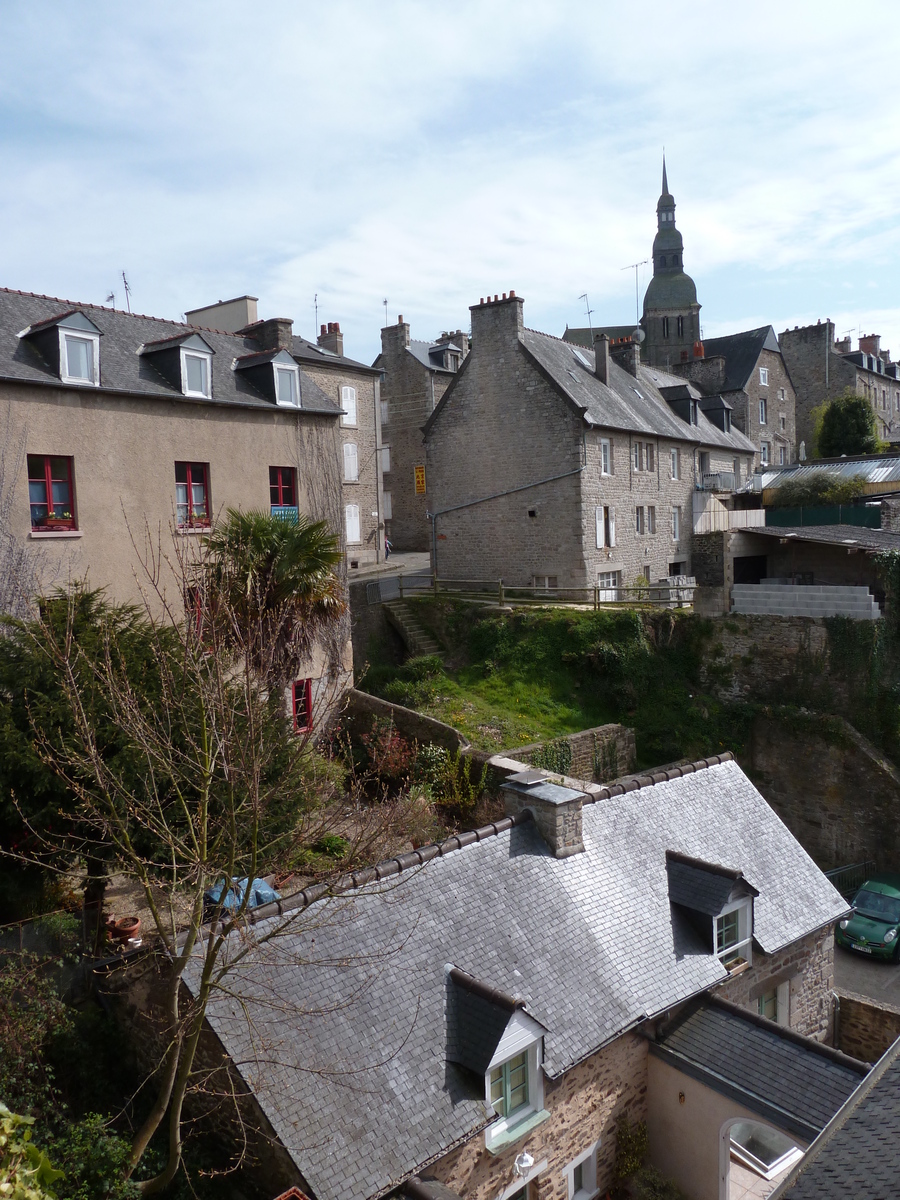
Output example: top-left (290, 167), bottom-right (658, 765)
top-left (715, 926), bottom-right (836, 1042)
top-left (505, 724), bottom-right (636, 784)
top-left (748, 713), bottom-right (900, 871)
top-left (342, 687), bottom-right (469, 751)
top-left (700, 612), bottom-right (831, 702)
top-left (836, 990), bottom-right (900, 1064)
top-left (347, 578), bottom-right (405, 675)
top-left (428, 1032), bottom-right (648, 1200)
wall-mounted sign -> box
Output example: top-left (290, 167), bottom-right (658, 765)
top-left (414, 465), bottom-right (426, 495)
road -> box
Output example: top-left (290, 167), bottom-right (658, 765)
top-left (834, 942), bottom-right (900, 1007)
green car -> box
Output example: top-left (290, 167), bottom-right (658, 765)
top-left (836, 874), bottom-right (900, 961)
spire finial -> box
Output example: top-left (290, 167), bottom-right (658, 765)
top-left (661, 153), bottom-right (669, 197)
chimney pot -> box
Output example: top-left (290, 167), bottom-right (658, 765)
top-left (509, 290), bottom-right (516, 298)
top-left (398, 315), bottom-right (403, 324)
top-left (494, 294), bottom-right (499, 302)
top-left (502, 293), bottom-right (507, 300)
top-left (320, 324), bottom-right (326, 336)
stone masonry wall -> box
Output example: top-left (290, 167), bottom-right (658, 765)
top-left (715, 926), bottom-right (836, 1042)
top-left (506, 724), bottom-right (636, 784)
top-left (836, 991), bottom-right (900, 1063)
top-left (779, 321), bottom-right (870, 451)
top-left (343, 687), bottom-right (469, 751)
top-left (428, 1032), bottom-right (648, 1200)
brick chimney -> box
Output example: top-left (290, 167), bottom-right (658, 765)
top-left (317, 321), bottom-right (344, 357)
top-left (238, 317), bottom-right (294, 351)
top-left (609, 336), bottom-right (640, 378)
top-left (859, 333), bottom-right (882, 358)
top-left (469, 292), bottom-right (524, 349)
top-left (594, 333), bottom-right (610, 384)
top-left (501, 769), bottom-right (585, 858)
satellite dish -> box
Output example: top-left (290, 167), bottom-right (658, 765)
top-left (632, 327), bottom-right (646, 344)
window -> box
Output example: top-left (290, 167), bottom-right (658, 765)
top-left (380, 397), bottom-right (389, 425)
top-left (595, 505), bottom-right (615, 548)
top-left (182, 350), bottom-right (212, 398)
top-left (633, 442), bottom-right (642, 471)
top-left (341, 385), bottom-right (357, 425)
top-left (759, 367), bottom-right (769, 386)
top-left (647, 505), bottom-right (656, 534)
top-left (677, 315), bottom-right (684, 339)
top-left (275, 365), bottom-right (300, 407)
top-left (175, 461), bottom-right (210, 527)
top-left (759, 398), bottom-right (767, 425)
top-left (63, 335), bottom-right (96, 384)
top-left (269, 465), bottom-right (297, 509)
top-left (343, 443), bottom-right (359, 482)
top-left (635, 506), bottom-right (645, 535)
top-left (662, 316), bottom-right (670, 339)
top-left (760, 442), bottom-right (770, 465)
top-left (345, 503), bottom-right (360, 543)
top-left (757, 983), bottom-right (790, 1025)
top-left (597, 570), bottom-right (619, 601)
top-left (28, 455), bottom-right (75, 530)
top-left (779, 445), bottom-right (787, 465)
top-left (670, 447), bottom-right (680, 479)
top-left (672, 506), bottom-right (681, 540)
top-left (716, 898), bottom-right (753, 967)
top-left (292, 679), bottom-right (312, 733)
top-left (733, 457), bottom-right (741, 485)
top-left (600, 438), bottom-right (611, 476)
top-left (779, 388), bottom-right (786, 401)
top-left (646, 443), bottom-right (655, 472)
top-left (690, 401), bottom-right (699, 425)
top-left (490, 1051), bottom-right (528, 1119)
top-left (383, 491), bottom-right (392, 520)
top-left (381, 445), bottom-right (391, 473)
top-left (565, 1144), bottom-right (600, 1200)
top-left (780, 413), bottom-right (786, 430)
top-left (533, 575), bottom-right (558, 590)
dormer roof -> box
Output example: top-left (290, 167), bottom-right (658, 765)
top-left (666, 850), bottom-right (758, 916)
top-left (446, 966), bottom-right (546, 1076)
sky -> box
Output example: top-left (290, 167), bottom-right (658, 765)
top-left (1, 0), bottom-right (899, 366)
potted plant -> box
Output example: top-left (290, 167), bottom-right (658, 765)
top-left (40, 510), bottom-right (75, 531)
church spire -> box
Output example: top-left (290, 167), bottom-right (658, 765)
top-left (661, 155), bottom-right (669, 198)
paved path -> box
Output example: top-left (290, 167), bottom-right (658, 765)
top-left (834, 942), bottom-right (900, 1005)
top-left (349, 552), bottom-right (431, 581)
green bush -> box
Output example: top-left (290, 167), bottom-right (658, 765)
top-left (816, 390), bottom-right (882, 457)
top-left (769, 472), bottom-right (867, 508)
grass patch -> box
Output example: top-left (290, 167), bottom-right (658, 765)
top-left (359, 601), bottom-right (751, 765)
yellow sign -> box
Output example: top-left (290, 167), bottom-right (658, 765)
top-left (414, 465), bottom-right (426, 495)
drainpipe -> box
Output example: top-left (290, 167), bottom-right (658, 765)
top-left (428, 438), bottom-right (588, 579)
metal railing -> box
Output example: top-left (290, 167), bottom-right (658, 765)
top-left (698, 471), bottom-right (736, 492)
top-left (367, 574), bottom-right (696, 609)
top-left (824, 860), bottom-right (876, 900)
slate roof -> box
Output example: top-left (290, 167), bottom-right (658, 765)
top-left (0, 287), bottom-right (344, 415)
top-left (650, 998), bottom-right (867, 1143)
top-left (406, 339), bottom-right (457, 374)
top-left (518, 328), bottom-right (756, 453)
top-left (749, 525), bottom-right (900, 552)
top-left (699, 326), bottom-right (781, 393)
top-left (665, 851), bottom-right (755, 915)
top-left (771, 1033), bottom-right (900, 1199)
top-left (563, 324), bottom-right (635, 349)
top-left (188, 758), bottom-right (847, 1200)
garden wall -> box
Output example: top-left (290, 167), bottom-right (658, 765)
top-left (836, 990), bottom-right (900, 1064)
top-left (343, 687), bottom-right (469, 751)
top-left (505, 724), bottom-right (636, 784)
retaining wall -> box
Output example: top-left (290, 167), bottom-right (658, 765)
top-left (836, 990), bottom-right (900, 1064)
top-left (505, 724), bottom-right (636, 783)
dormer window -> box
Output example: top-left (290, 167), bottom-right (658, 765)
top-left (20, 311), bottom-right (102, 386)
top-left (63, 333), bottom-right (98, 384)
top-left (182, 349), bottom-right (212, 398)
top-left (275, 364), bottom-right (300, 406)
top-left (666, 850), bottom-right (758, 973)
top-left (142, 332), bottom-right (214, 398)
top-left (716, 899), bottom-right (753, 967)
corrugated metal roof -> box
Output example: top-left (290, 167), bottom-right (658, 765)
top-left (762, 458), bottom-right (900, 488)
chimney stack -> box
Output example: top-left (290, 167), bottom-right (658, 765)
top-left (469, 291), bottom-right (524, 347)
top-left (317, 320), bottom-right (344, 357)
top-left (859, 333), bottom-right (882, 358)
top-left (501, 769), bottom-right (585, 858)
top-left (185, 295), bottom-right (258, 332)
top-left (609, 336), bottom-right (640, 378)
top-left (594, 333), bottom-right (610, 384)
top-left (238, 316), bottom-right (294, 351)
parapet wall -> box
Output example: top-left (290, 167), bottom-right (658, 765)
top-left (836, 990), bottom-right (900, 1064)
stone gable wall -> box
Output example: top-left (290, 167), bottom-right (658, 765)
top-left (836, 990), bottom-right (900, 1063)
top-left (429, 1032), bottom-right (648, 1200)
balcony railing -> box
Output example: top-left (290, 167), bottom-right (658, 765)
top-left (693, 508), bottom-right (766, 535)
top-left (698, 471), bottom-right (736, 492)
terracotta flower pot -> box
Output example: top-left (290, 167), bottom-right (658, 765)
top-left (114, 916), bottom-right (141, 941)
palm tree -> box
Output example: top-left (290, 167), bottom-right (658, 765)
top-left (199, 508), bottom-right (345, 684)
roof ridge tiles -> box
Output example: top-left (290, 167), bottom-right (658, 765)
top-left (582, 752), bottom-right (733, 805)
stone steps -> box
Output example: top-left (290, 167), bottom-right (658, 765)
top-left (383, 600), bottom-right (443, 658)
top-left (731, 583), bottom-right (881, 620)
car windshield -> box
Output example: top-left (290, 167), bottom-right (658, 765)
top-left (853, 889), bottom-right (900, 924)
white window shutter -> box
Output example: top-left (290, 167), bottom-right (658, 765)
top-left (341, 386), bottom-right (357, 424)
top-left (343, 442), bottom-right (359, 481)
top-left (776, 980), bottom-right (790, 1025)
top-left (383, 491), bottom-right (392, 519)
top-left (595, 506), bottom-right (604, 549)
top-left (345, 504), bottom-right (360, 543)
top-left (609, 508), bottom-right (616, 547)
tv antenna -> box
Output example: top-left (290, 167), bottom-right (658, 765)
top-left (621, 260), bottom-right (649, 327)
top-left (121, 272), bottom-right (132, 314)
top-left (383, 297), bottom-right (388, 327)
top-left (579, 293), bottom-right (594, 342)
top-left (105, 291), bottom-right (116, 309)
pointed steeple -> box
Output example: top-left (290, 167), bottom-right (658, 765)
top-left (661, 155), bottom-right (669, 199)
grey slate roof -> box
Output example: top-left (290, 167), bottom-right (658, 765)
top-left (563, 324), bottom-right (635, 349)
top-left (188, 759), bottom-right (846, 1200)
top-left (520, 328), bottom-right (756, 453)
top-left (750, 525), bottom-right (900, 552)
top-left (666, 851), bottom-right (755, 915)
top-left (0, 287), bottom-right (343, 415)
top-left (699, 326), bottom-right (780, 393)
top-left (771, 1034), bottom-right (900, 1199)
top-left (406, 339), bottom-right (457, 374)
top-left (650, 999), bottom-right (867, 1143)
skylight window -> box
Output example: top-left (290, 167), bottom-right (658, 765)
top-left (572, 350), bottom-right (590, 368)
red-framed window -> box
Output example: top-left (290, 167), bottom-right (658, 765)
top-left (269, 465), bottom-right (297, 508)
top-left (292, 679), bottom-right (312, 733)
top-left (28, 454), bottom-right (76, 530)
top-left (175, 461), bottom-right (210, 527)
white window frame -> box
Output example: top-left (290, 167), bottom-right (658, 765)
top-left (597, 570), bottom-right (618, 601)
top-left (759, 367), bottom-right (769, 386)
top-left (757, 979), bottom-right (790, 1026)
top-left (670, 447), bottom-right (680, 480)
top-left (647, 505), bottom-right (656, 534)
top-left (344, 503), bottom-right (361, 544)
top-left (343, 442), bottom-right (359, 482)
top-left (381, 444), bottom-right (391, 473)
top-left (565, 1141), bottom-right (601, 1200)
top-left (341, 385), bottom-right (358, 426)
top-left (382, 490), bottom-right (392, 520)
top-left (716, 897), bottom-right (753, 967)
top-left (672, 506), bottom-right (681, 541)
top-left (633, 442), bottom-right (642, 472)
top-left (380, 397), bottom-right (389, 425)
top-left (600, 438), bottom-right (611, 476)
top-left (484, 1012), bottom-right (545, 1150)
top-left (760, 442), bottom-right (770, 465)
top-left (635, 505), bottom-right (645, 535)
top-left (275, 363), bottom-right (301, 407)
top-left (759, 398), bottom-right (768, 425)
top-left (180, 348), bottom-right (212, 398)
top-left (59, 329), bottom-right (100, 386)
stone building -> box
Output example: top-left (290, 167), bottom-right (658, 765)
top-left (778, 321), bottom-right (900, 452)
top-left (186, 754), bottom-right (858, 1200)
top-left (673, 325), bottom-right (797, 470)
top-left (0, 286), bottom-right (365, 731)
top-left (373, 317), bottom-right (468, 551)
top-left (423, 292), bottom-right (755, 591)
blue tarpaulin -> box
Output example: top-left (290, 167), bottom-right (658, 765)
top-left (204, 877), bottom-right (280, 912)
